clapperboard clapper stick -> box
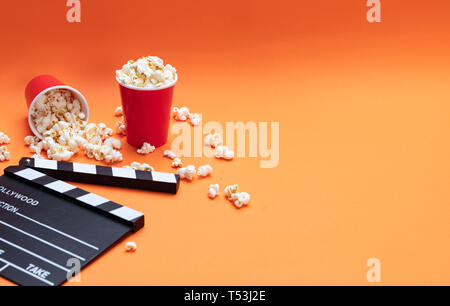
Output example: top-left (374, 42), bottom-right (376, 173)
top-left (19, 157), bottom-right (180, 194)
top-left (0, 165), bottom-right (144, 286)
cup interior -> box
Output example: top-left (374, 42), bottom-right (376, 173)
top-left (28, 85), bottom-right (89, 139)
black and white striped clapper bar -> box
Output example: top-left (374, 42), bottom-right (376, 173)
top-left (0, 165), bottom-right (144, 286)
top-left (19, 157), bottom-right (180, 194)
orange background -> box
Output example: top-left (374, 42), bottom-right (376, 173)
top-left (1, 0), bottom-right (450, 285)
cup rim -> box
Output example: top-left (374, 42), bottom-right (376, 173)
top-left (115, 73), bottom-right (178, 91)
top-left (28, 85), bottom-right (90, 139)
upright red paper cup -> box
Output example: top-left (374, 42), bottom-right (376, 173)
top-left (116, 76), bottom-right (177, 148)
top-left (25, 75), bottom-right (89, 139)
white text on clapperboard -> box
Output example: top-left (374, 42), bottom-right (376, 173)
top-left (0, 186), bottom-right (39, 206)
top-left (0, 202), bottom-right (19, 213)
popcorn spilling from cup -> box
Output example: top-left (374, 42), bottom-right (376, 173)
top-left (25, 90), bottom-right (122, 163)
top-left (30, 89), bottom-right (86, 135)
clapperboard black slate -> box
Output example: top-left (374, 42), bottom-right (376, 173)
top-left (19, 157), bottom-right (180, 194)
top-left (0, 165), bottom-right (144, 286)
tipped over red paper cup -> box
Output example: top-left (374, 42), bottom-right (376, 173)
top-left (25, 75), bottom-right (89, 139)
top-left (116, 56), bottom-right (178, 148)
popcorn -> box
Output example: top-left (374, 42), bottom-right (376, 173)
top-left (31, 153), bottom-right (44, 159)
top-left (84, 145), bottom-right (99, 160)
top-left (103, 137), bottom-right (122, 150)
top-left (115, 121), bottom-right (127, 136)
top-left (163, 150), bottom-right (176, 160)
top-left (204, 133), bottom-right (222, 148)
top-left (197, 164), bottom-right (213, 177)
top-left (84, 123), bottom-right (113, 143)
top-left (164, 149), bottom-right (182, 168)
top-left (124, 162), bottom-right (153, 171)
top-left (75, 123), bottom-right (123, 163)
top-left (83, 137), bottom-right (123, 164)
top-left (189, 113), bottom-right (201, 126)
top-left (208, 184), bottom-right (219, 199)
top-left (114, 106), bottom-right (123, 117)
top-left (26, 89), bottom-right (123, 164)
top-left (231, 192), bottom-right (251, 208)
top-left (28, 89), bottom-right (82, 161)
top-left (84, 125), bottom-right (101, 145)
top-left (30, 89), bottom-right (86, 135)
top-left (178, 165), bottom-right (196, 180)
top-left (24, 135), bottom-right (39, 146)
top-left (215, 146), bottom-right (234, 160)
top-left (116, 56), bottom-right (177, 89)
top-left (172, 106), bottom-right (202, 126)
top-left (100, 124), bottom-right (114, 138)
top-left (125, 241), bottom-right (137, 252)
top-left (29, 143), bottom-right (43, 155)
top-left (172, 107), bottom-right (190, 121)
top-left (224, 184), bottom-right (250, 208)
top-left (0, 132), bottom-right (10, 145)
top-left (47, 144), bottom-right (74, 161)
top-left (137, 142), bottom-right (155, 154)
top-left (224, 184), bottom-right (239, 200)
top-left (171, 157), bottom-right (182, 168)
top-left (131, 161), bottom-right (153, 171)
top-left (32, 138), bottom-right (50, 155)
top-left (0, 146), bottom-right (10, 162)
top-left (42, 121), bottom-right (84, 152)
top-left (104, 150), bottom-right (123, 164)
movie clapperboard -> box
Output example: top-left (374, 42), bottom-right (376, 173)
top-left (0, 158), bottom-right (178, 286)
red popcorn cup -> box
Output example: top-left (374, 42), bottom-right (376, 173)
top-left (25, 75), bottom-right (89, 139)
top-left (116, 76), bottom-right (177, 148)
